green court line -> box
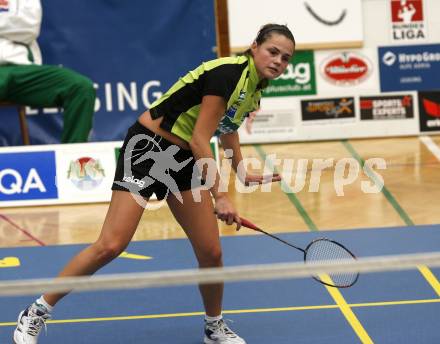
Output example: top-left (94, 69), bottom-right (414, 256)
top-left (341, 140), bottom-right (414, 226)
top-left (253, 144), bottom-right (318, 231)
top-left (253, 144), bottom-right (373, 343)
top-left (2, 298), bottom-right (438, 327)
top-left (342, 140), bottom-right (440, 297)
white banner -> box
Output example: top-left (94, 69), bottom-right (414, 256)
top-left (315, 48), bottom-right (380, 95)
top-left (0, 139), bottom-right (219, 207)
top-left (228, 0), bottom-right (363, 50)
top-left (238, 109), bottom-right (297, 144)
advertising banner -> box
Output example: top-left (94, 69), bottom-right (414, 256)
top-left (55, 147), bottom-right (116, 203)
top-left (0, 151), bottom-right (58, 202)
top-left (418, 91), bottom-right (440, 132)
top-left (263, 51), bottom-right (316, 97)
top-left (389, 0), bottom-right (427, 43)
top-left (0, 138), bottom-right (219, 207)
top-left (315, 49), bottom-right (379, 94)
top-left (360, 94), bottom-right (414, 120)
top-left (379, 44), bottom-right (440, 92)
top-left (228, 0), bottom-right (363, 50)
top-left (238, 109), bottom-right (297, 143)
top-left (301, 97), bottom-right (356, 124)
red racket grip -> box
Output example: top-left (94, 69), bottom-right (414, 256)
top-left (239, 217), bottom-right (261, 231)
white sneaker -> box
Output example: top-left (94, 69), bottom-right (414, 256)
top-left (204, 319), bottom-right (246, 344)
top-left (13, 303), bottom-right (51, 344)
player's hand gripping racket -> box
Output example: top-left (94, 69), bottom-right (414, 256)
top-left (239, 217), bottom-right (359, 288)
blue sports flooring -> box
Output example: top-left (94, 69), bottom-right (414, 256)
top-left (1, 225), bottom-right (439, 343)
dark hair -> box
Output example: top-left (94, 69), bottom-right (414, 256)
top-left (244, 23), bottom-right (295, 56)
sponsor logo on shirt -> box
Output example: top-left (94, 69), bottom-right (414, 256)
top-left (216, 91), bottom-right (247, 135)
top-left (122, 175), bottom-right (146, 188)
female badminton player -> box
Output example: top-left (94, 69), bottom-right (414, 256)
top-left (14, 23), bottom-right (295, 344)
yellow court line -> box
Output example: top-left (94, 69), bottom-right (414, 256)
top-left (320, 274), bottom-right (373, 344)
top-left (1, 298), bottom-right (439, 327)
top-left (351, 298), bottom-right (440, 308)
top-left (118, 251), bottom-right (153, 260)
top-left (223, 304), bottom-right (337, 314)
top-left (418, 265), bottom-right (440, 297)
top-left (415, 137), bottom-right (440, 297)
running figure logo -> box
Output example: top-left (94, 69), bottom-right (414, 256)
top-left (116, 133), bottom-right (193, 203)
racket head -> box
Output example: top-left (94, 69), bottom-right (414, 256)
top-left (304, 238), bottom-right (359, 288)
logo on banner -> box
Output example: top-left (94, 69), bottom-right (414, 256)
top-left (0, 152), bottom-right (57, 201)
top-left (382, 51), bottom-right (397, 66)
top-left (320, 52), bottom-right (372, 86)
top-left (304, 2), bottom-right (347, 26)
top-left (418, 91), bottom-right (440, 132)
top-left (67, 157), bottom-right (105, 191)
top-left (301, 97), bottom-right (355, 121)
top-left (390, 0), bottom-right (426, 42)
top-left (379, 44), bottom-right (440, 92)
top-left (360, 95), bottom-right (414, 120)
top-left (0, 0), bottom-right (9, 12)
top-left (264, 51), bottom-right (316, 97)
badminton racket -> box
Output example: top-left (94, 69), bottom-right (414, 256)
top-left (239, 217), bottom-right (359, 288)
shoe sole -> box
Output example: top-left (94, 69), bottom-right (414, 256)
top-left (204, 337), bottom-right (245, 344)
top-left (204, 337), bottom-right (216, 344)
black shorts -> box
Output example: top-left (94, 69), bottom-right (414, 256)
top-left (112, 121), bottom-right (201, 200)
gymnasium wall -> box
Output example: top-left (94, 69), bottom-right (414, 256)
top-left (2, 0), bottom-right (439, 146)
top-left (0, 0), bottom-right (216, 146)
top-left (233, 0), bottom-right (440, 143)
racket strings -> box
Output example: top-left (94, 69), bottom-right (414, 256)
top-left (305, 239), bottom-right (358, 288)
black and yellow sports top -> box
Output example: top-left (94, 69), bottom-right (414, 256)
top-left (149, 54), bottom-right (262, 142)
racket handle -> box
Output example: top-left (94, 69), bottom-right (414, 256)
top-left (239, 217), bottom-right (260, 231)
top-left (213, 211), bottom-right (260, 231)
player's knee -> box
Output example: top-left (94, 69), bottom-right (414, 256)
top-left (94, 242), bottom-right (126, 262)
top-left (198, 247), bottom-right (223, 268)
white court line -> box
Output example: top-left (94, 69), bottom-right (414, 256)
top-left (420, 136), bottom-right (440, 161)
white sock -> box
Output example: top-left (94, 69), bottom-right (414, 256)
top-left (35, 296), bottom-right (53, 313)
top-left (205, 314), bottom-right (222, 323)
